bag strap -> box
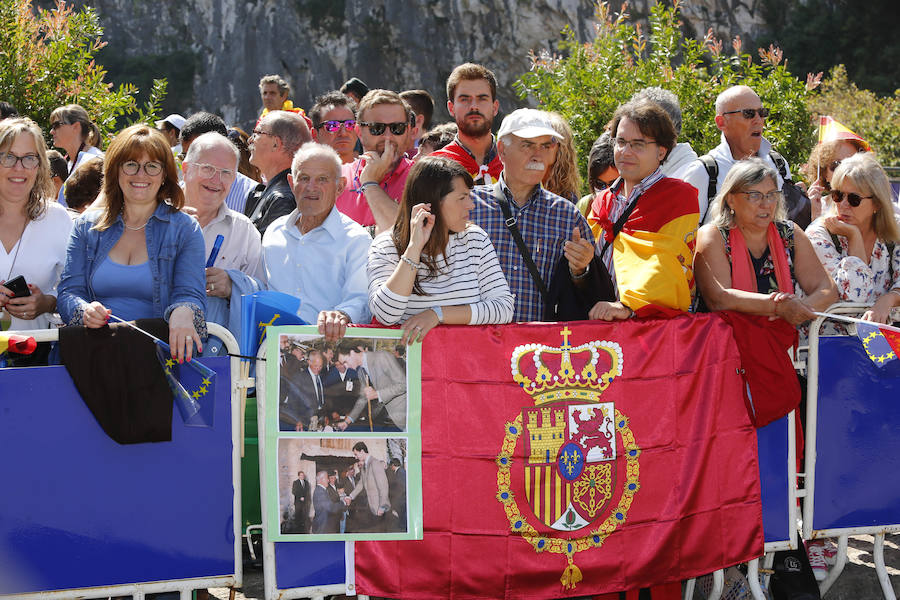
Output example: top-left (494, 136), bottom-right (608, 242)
top-left (769, 150), bottom-right (791, 181)
top-left (495, 185), bottom-right (550, 305)
top-left (598, 189), bottom-right (641, 260)
top-left (699, 154), bottom-right (718, 224)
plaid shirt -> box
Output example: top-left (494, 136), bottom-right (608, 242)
top-left (471, 176), bottom-right (594, 322)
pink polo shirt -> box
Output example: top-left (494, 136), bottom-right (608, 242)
top-left (335, 156), bottom-right (414, 227)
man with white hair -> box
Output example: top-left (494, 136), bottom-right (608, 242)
top-left (183, 132), bottom-right (264, 355)
top-left (470, 108), bottom-right (595, 322)
top-left (245, 111), bottom-right (312, 234)
top-left (680, 84), bottom-right (797, 225)
top-left (261, 143), bottom-right (371, 340)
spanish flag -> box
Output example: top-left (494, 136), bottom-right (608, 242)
top-left (818, 116), bottom-right (870, 150)
top-left (0, 333), bottom-right (36, 355)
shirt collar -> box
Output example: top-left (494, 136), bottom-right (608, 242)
top-left (498, 173), bottom-right (542, 211)
top-left (614, 168), bottom-right (664, 203)
top-left (266, 168), bottom-right (291, 190)
top-left (454, 134), bottom-right (498, 165)
top-left (286, 204), bottom-right (342, 240)
top-left (205, 202), bottom-right (231, 228)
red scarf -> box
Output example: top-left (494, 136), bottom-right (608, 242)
top-left (728, 222), bottom-right (792, 293)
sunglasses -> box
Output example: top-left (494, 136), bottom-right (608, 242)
top-left (358, 121), bottom-right (408, 136)
top-left (722, 107), bottom-right (770, 119)
top-left (317, 119), bottom-right (356, 133)
top-left (592, 178), bottom-right (617, 192)
top-left (830, 190), bottom-right (872, 207)
top-left (49, 121), bottom-right (67, 130)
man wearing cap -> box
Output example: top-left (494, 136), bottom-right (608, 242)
top-left (470, 108), bottom-right (595, 322)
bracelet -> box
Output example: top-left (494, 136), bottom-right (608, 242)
top-left (569, 262), bottom-right (590, 280)
top-left (889, 289), bottom-right (900, 300)
top-left (400, 256), bottom-right (420, 271)
top-left (359, 181), bottom-right (380, 193)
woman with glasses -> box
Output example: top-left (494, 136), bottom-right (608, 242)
top-left (0, 118), bottom-right (73, 361)
top-left (49, 104), bottom-right (103, 204)
top-left (694, 158), bottom-right (836, 324)
top-left (806, 153), bottom-right (900, 323)
top-left (58, 125), bottom-right (207, 362)
top-left (367, 156), bottom-right (513, 344)
top-left (801, 138), bottom-right (868, 221)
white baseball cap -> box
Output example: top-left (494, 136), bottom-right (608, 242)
top-left (155, 113), bottom-right (186, 131)
top-left (497, 109), bottom-right (562, 140)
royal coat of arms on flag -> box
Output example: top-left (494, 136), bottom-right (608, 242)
top-left (497, 327), bottom-right (640, 589)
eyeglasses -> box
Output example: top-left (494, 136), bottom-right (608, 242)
top-left (358, 121), bottom-right (408, 136)
top-left (830, 190), bottom-right (872, 207)
top-left (251, 129), bottom-right (276, 139)
top-left (736, 190), bottom-right (784, 204)
top-left (722, 107), bottom-right (770, 119)
top-left (49, 121), bottom-right (67, 131)
top-left (316, 119), bottom-right (356, 133)
top-left (191, 162), bottom-right (235, 180)
top-left (614, 138), bottom-right (657, 152)
top-left (121, 160), bottom-right (163, 176)
top-left (0, 152), bottom-right (40, 170)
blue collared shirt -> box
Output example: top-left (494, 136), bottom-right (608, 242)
top-left (261, 205), bottom-right (372, 325)
top-left (58, 201), bottom-right (207, 329)
top-left (470, 175), bottom-right (593, 322)
top-left (225, 172), bottom-right (259, 214)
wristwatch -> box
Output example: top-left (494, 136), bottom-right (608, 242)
top-left (432, 306), bottom-right (444, 323)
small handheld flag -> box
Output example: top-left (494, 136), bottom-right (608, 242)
top-left (818, 116), bottom-right (870, 151)
top-left (856, 322), bottom-right (900, 368)
top-left (0, 333), bottom-right (37, 355)
top-left (154, 340), bottom-right (216, 427)
top-left (239, 290), bottom-right (305, 359)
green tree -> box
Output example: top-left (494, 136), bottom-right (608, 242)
top-left (515, 1), bottom-right (816, 194)
top-left (807, 65), bottom-right (900, 167)
top-left (0, 0), bottom-right (166, 147)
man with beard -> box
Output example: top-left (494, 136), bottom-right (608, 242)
top-left (680, 85), bottom-right (796, 226)
top-left (432, 63), bottom-right (503, 185)
top-left (334, 90), bottom-right (415, 233)
top-left (470, 109), bottom-right (595, 322)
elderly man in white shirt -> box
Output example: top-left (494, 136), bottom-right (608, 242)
top-left (183, 132), bottom-right (264, 354)
top-left (262, 142), bottom-right (371, 341)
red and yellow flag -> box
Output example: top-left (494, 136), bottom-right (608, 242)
top-left (818, 116), bottom-right (870, 150)
top-left (0, 333), bottom-right (36, 355)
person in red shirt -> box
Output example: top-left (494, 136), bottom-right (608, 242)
top-left (431, 63), bottom-right (503, 185)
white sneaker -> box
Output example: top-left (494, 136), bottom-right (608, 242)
top-left (823, 538), bottom-right (838, 565)
top-left (807, 540), bottom-right (828, 581)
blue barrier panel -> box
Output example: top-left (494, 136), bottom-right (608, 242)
top-left (813, 336), bottom-right (900, 531)
top-left (0, 358), bottom-right (233, 595)
top-left (274, 541), bottom-right (345, 589)
top-left (758, 415), bottom-right (791, 545)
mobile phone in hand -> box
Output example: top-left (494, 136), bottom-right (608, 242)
top-left (4, 275), bottom-right (31, 298)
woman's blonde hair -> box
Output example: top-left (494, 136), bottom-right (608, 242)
top-left (49, 104), bottom-right (102, 149)
top-left (543, 112), bottom-right (581, 201)
top-left (711, 157), bottom-right (785, 229)
top-left (831, 153), bottom-right (900, 243)
top-left (0, 117), bottom-right (54, 221)
top-left (95, 125), bottom-right (183, 231)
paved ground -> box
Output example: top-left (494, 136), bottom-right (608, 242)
top-left (209, 534), bottom-right (899, 599)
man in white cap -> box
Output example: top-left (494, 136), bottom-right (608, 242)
top-left (155, 113), bottom-right (186, 155)
top-left (470, 108), bottom-right (594, 322)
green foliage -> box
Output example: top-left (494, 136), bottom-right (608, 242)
top-left (807, 65), bottom-right (900, 167)
top-left (514, 1), bottom-right (815, 194)
top-left (0, 0), bottom-right (166, 147)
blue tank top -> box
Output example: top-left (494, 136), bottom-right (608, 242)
top-left (91, 257), bottom-right (155, 321)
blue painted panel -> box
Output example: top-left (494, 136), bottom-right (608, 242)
top-left (274, 541), bottom-right (345, 589)
top-left (758, 415), bottom-right (791, 544)
top-left (814, 336), bottom-right (900, 531)
top-left (0, 358), bottom-right (234, 595)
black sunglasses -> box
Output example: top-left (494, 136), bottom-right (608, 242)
top-left (358, 121), bottom-right (408, 136)
top-left (722, 107), bottom-right (770, 119)
top-left (830, 190), bottom-right (872, 207)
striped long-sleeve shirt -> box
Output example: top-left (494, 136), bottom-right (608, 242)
top-left (367, 225), bottom-right (514, 325)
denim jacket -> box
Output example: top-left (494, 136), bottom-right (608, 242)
top-left (58, 202), bottom-right (208, 336)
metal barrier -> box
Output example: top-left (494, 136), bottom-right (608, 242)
top-left (0, 323), bottom-right (243, 600)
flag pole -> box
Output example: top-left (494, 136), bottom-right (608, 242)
top-left (813, 312), bottom-right (900, 335)
top-left (108, 314), bottom-right (166, 345)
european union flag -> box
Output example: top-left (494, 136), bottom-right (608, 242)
top-left (239, 290), bottom-right (306, 358)
top-left (856, 322), bottom-right (900, 368)
top-left (155, 340), bottom-right (216, 427)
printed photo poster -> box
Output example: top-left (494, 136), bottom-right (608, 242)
top-left (264, 325), bottom-right (422, 542)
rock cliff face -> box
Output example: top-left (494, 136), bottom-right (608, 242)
top-left (60, 0), bottom-right (770, 130)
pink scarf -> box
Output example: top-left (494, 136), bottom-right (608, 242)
top-left (728, 222), bottom-right (792, 293)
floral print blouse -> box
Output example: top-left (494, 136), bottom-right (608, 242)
top-left (806, 216), bottom-right (900, 303)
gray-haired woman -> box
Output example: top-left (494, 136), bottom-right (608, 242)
top-left (694, 157), bottom-right (837, 325)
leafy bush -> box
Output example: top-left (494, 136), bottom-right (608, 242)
top-left (515, 1), bottom-right (816, 194)
top-left (0, 0), bottom-right (166, 146)
top-left (806, 65), bottom-right (900, 167)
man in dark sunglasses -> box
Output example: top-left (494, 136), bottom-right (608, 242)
top-left (681, 85), bottom-right (807, 228)
top-left (309, 91), bottom-right (359, 165)
top-left (334, 90), bottom-right (415, 233)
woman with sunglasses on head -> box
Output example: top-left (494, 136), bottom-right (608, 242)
top-left (694, 158), bottom-right (836, 324)
top-left (367, 156), bottom-right (513, 344)
top-left (806, 153), bottom-right (900, 323)
top-left (0, 118), bottom-right (73, 364)
top-left (58, 125), bottom-right (207, 362)
top-left (49, 104), bottom-right (103, 205)
top-left (802, 138), bottom-right (868, 221)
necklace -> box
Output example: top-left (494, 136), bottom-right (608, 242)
top-left (4, 217), bottom-right (28, 281)
top-left (124, 221), bottom-right (147, 231)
